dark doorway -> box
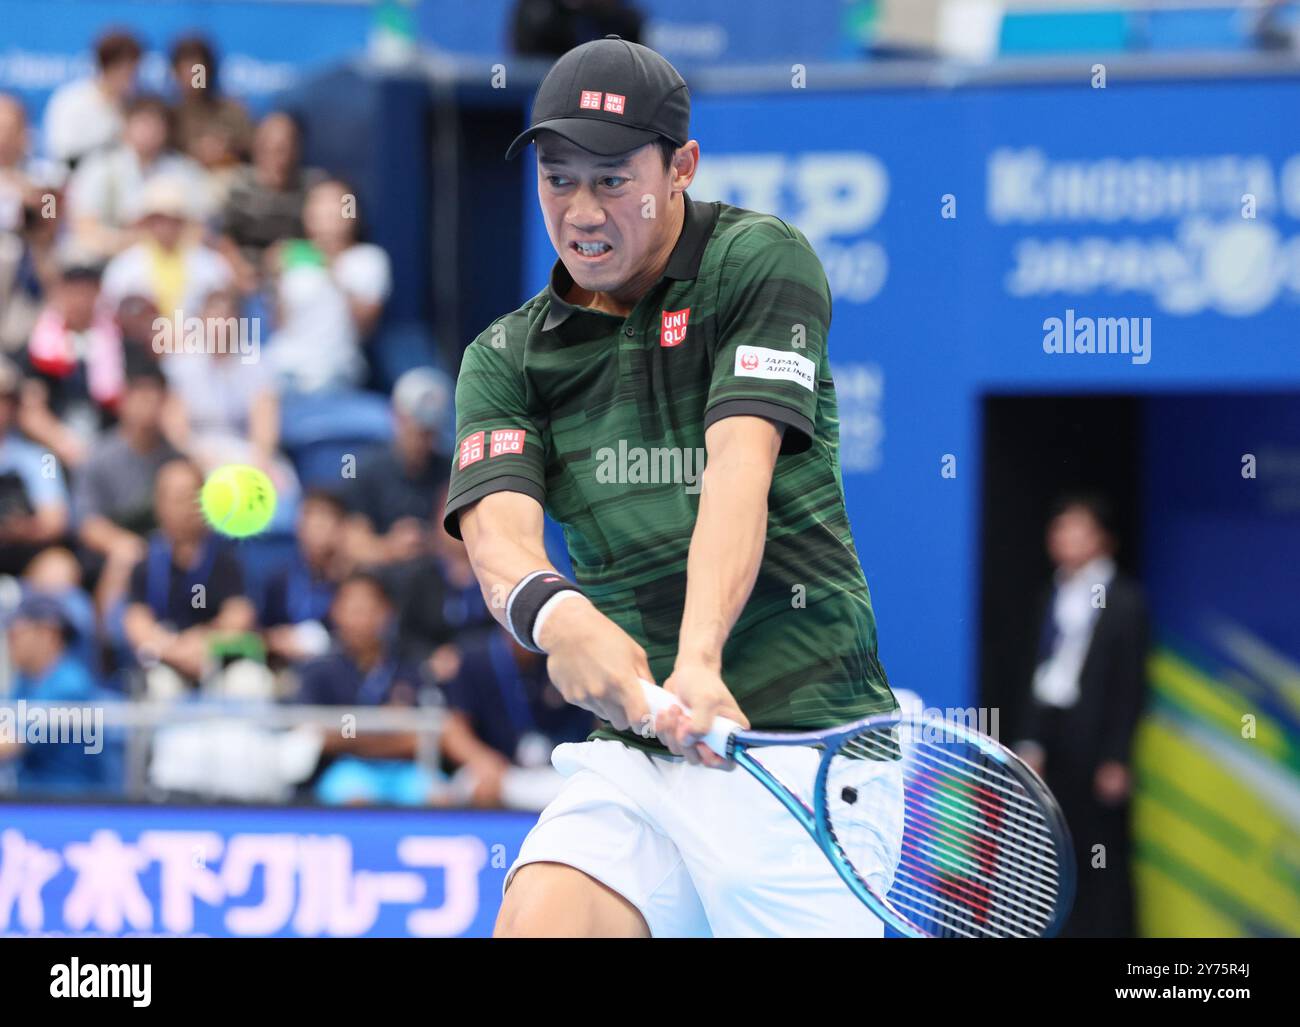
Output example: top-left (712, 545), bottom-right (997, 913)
top-left (978, 395), bottom-right (1143, 738)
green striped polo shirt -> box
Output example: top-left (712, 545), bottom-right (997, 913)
top-left (443, 196), bottom-right (896, 752)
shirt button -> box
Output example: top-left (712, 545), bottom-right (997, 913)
top-left (624, 326), bottom-right (635, 337)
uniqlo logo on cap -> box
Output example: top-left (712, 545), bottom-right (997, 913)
top-left (579, 90), bottom-right (603, 110)
top-left (603, 93), bottom-right (626, 115)
top-left (490, 429), bottom-right (527, 457)
top-left (458, 431), bottom-right (485, 469)
top-left (660, 308), bottom-right (690, 347)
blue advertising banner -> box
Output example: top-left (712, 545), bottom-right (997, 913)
top-left (0, 803), bottom-right (536, 937)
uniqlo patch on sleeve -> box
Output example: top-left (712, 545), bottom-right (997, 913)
top-left (734, 346), bottom-right (816, 392)
top-left (458, 431), bottom-right (485, 469)
top-left (490, 429), bottom-right (527, 457)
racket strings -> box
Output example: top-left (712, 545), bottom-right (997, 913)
top-left (900, 747), bottom-right (1063, 872)
top-left (840, 733), bottom-right (1060, 878)
top-left (897, 793), bottom-right (1060, 907)
top-left (826, 725), bottom-right (1065, 938)
top-left (844, 732), bottom-right (1047, 831)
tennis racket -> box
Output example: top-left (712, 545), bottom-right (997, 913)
top-left (639, 680), bottom-right (1075, 938)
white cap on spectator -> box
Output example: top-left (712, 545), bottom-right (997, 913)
top-left (393, 367), bottom-right (452, 433)
top-left (133, 176), bottom-right (193, 223)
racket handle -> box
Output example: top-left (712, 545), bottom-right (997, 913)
top-left (638, 679), bottom-right (740, 757)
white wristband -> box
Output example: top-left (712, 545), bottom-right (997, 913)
top-left (531, 589), bottom-right (585, 650)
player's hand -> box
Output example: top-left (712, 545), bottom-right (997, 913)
top-left (659, 662), bottom-right (749, 769)
top-left (538, 597), bottom-right (653, 734)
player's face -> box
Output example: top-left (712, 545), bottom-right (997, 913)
top-left (537, 135), bottom-right (688, 300)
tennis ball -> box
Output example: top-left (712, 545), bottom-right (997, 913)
top-left (200, 464), bottom-right (277, 538)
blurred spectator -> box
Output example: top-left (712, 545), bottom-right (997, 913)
top-left (20, 254), bottom-right (123, 468)
top-left (161, 290), bottom-right (275, 451)
top-left (0, 357), bottom-right (70, 575)
top-left (0, 93), bottom-right (35, 217)
top-left (113, 293), bottom-right (163, 366)
top-left (121, 458), bottom-right (255, 693)
top-left (43, 29), bottom-right (143, 170)
top-left (261, 488), bottom-right (350, 665)
top-left (294, 572), bottom-right (418, 708)
top-left (100, 176), bottom-right (232, 322)
top-left (67, 94), bottom-right (208, 260)
top-left (168, 35), bottom-right (253, 177)
top-left (159, 289), bottom-right (299, 515)
top-left (377, 488), bottom-right (493, 672)
top-left (23, 545), bottom-right (85, 591)
top-left (265, 179), bottom-right (392, 393)
top-left (440, 626), bottom-right (594, 809)
top-left (0, 592), bottom-right (105, 794)
top-left (0, 94), bottom-right (61, 354)
top-left (20, 547), bottom-right (97, 671)
top-left (75, 364), bottom-right (181, 611)
top-left (216, 112), bottom-right (325, 290)
top-left (1011, 494), bottom-right (1149, 938)
top-left (303, 178), bottom-right (391, 341)
top-left (511, 0), bottom-right (644, 56)
top-left (292, 572), bottom-right (434, 805)
top-left (344, 367), bottom-right (451, 566)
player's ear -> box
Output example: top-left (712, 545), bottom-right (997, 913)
top-left (671, 140), bottom-right (700, 193)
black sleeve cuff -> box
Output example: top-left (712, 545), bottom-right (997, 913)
top-left (703, 398), bottom-right (815, 455)
top-left (441, 475), bottom-right (546, 540)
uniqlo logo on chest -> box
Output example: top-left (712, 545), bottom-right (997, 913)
top-left (603, 93), bottom-right (625, 115)
top-left (458, 431), bottom-right (485, 469)
top-left (660, 308), bottom-right (690, 347)
top-left (490, 429), bottom-right (527, 457)
top-left (579, 90), bottom-right (603, 110)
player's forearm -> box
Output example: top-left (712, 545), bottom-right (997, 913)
top-left (459, 496), bottom-right (560, 631)
top-left (676, 452), bottom-right (773, 670)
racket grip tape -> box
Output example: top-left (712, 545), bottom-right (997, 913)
top-left (637, 679), bottom-right (740, 757)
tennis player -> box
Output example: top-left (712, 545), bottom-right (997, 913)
top-left (442, 36), bottom-right (901, 937)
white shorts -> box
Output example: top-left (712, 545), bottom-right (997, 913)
top-left (505, 738), bottom-right (905, 938)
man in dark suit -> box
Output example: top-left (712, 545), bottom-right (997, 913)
top-left (1012, 494), bottom-right (1149, 937)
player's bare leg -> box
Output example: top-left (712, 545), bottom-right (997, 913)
top-left (494, 862), bottom-right (650, 938)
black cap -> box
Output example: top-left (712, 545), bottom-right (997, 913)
top-left (505, 36), bottom-right (689, 160)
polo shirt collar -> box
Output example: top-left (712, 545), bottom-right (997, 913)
top-left (543, 195), bottom-right (716, 332)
